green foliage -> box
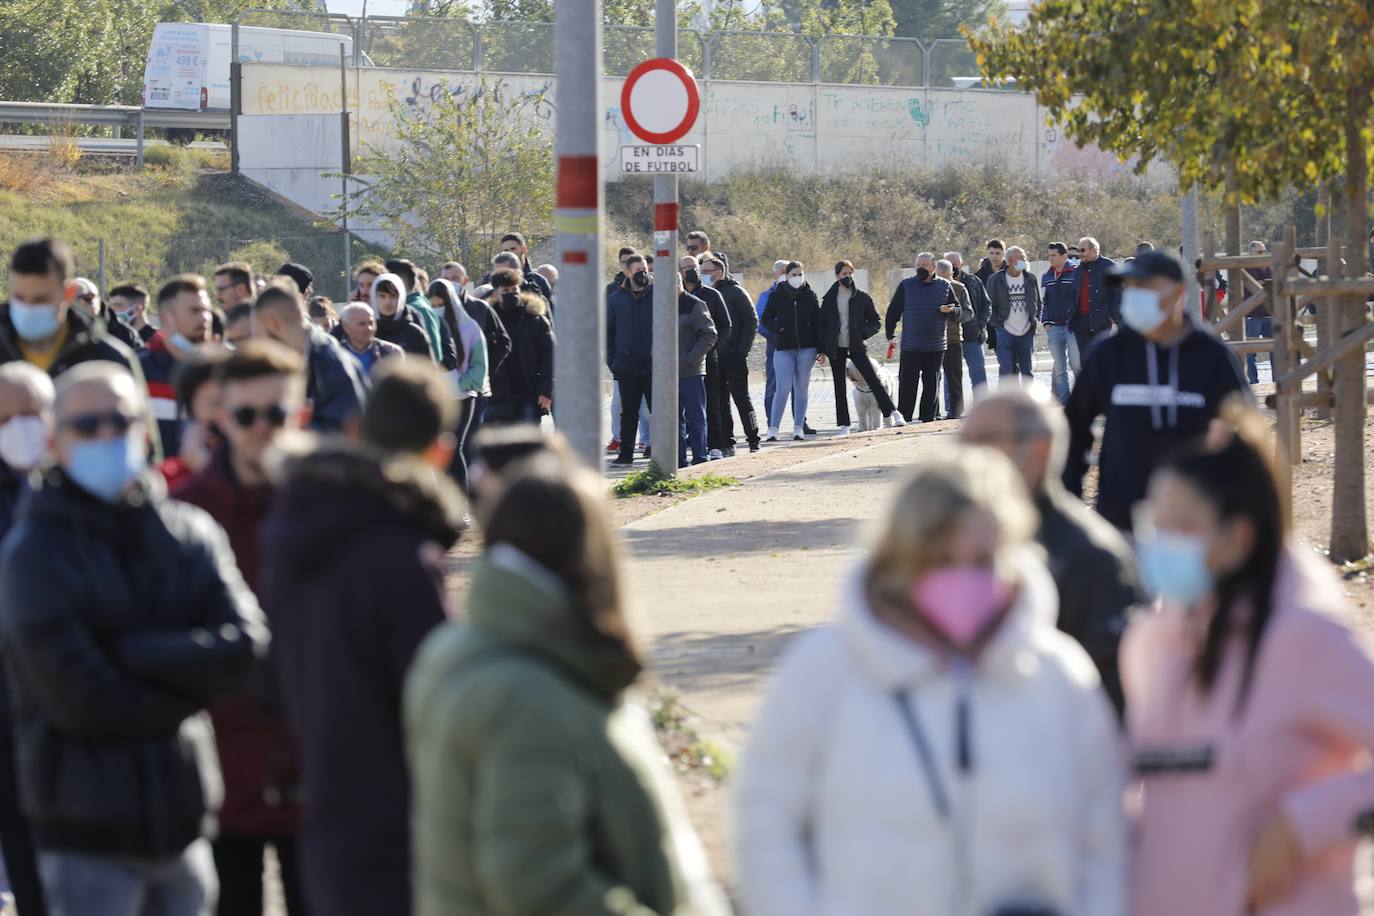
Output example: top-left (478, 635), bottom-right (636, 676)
top-left (612, 468), bottom-right (739, 498)
top-left (0, 0), bottom-right (312, 106)
top-left (336, 79), bottom-right (553, 273)
top-left (890, 0), bottom-right (998, 39)
top-left (648, 690), bottom-right (732, 782)
top-left (967, 0), bottom-right (1374, 209)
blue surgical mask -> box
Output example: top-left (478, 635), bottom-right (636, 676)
top-left (66, 435), bottom-right (146, 503)
top-left (169, 332), bottom-right (196, 352)
top-left (1137, 531), bottom-right (1213, 607)
top-left (1121, 286), bottom-right (1168, 334)
top-left (9, 301), bottom-right (61, 342)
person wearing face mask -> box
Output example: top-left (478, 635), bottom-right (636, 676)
top-left (606, 254), bottom-right (656, 466)
top-left (74, 277), bottom-right (143, 353)
top-left (885, 252), bottom-right (959, 423)
top-left (1063, 251), bottom-right (1248, 531)
top-left (0, 362), bottom-right (53, 916)
top-left (174, 343), bottom-right (309, 916)
top-left (946, 252), bottom-right (991, 393)
top-left (261, 360), bottom-right (466, 916)
top-left (702, 254), bottom-right (760, 455)
top-left (735, 448), bottom-right (1127, 916)
top-left (139, 275), bottom-right (216, 459)
top-left (1, 238), bottom-right (148, 388)
top-left (605, 248), bottom-right (651, 457)
top-left (676, 271), bottom-right (718, 466)
top-left (485, 267), bottom-right (555, 425)
top-left (934, 259), bottom-right (974, 420)
top-left (822, 259), bottom-right (904, 434)
top-left (1124, 400), bottom-right (1374, 916)
top-left (985, 246), bottom-right (1042, 385)
top-left (760, 261), bottom-right (821, 442)
top-left (679, 255), bottom-right (733, 460)
top-left (108, 283), bottom-right (158, 345)
top-left (0, 361), bottom-right (266, 916)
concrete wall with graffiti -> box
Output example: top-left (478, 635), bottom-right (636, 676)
top-left (237, 62), bottom-right (1144, 235)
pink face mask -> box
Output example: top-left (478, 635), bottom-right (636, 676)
top-left (910, 566), bottom-right (1013, 649)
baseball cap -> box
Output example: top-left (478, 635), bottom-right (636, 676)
top-left (276, 262), bottom-right (314, 294)
top-left (1109, 250), bottom-right (1184, 284)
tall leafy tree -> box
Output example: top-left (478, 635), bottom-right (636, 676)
top-left (334, 79), bottom-right (554, 271)
top-left (970, 0), bottom-right (1374, 559)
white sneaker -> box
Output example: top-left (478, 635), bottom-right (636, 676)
top-left (889, 412), bottom-right (907, 428)
top-left (835, 426), bottom-right (850, 438)
top-left (766, 428), bottom-right (779, 442)
top-left (708, 448), bottom-right (724, 460)
top-left (793, 426), bottom-right (805, 441)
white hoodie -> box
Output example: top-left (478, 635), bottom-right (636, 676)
top-left (733, 553), bottom-right (1127, 916)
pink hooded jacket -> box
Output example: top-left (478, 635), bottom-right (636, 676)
top-left (1123, 547), bottom-right (1374, 915)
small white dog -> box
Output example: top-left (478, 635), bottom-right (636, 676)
top-left (847, 362), bottom-right (896, 432)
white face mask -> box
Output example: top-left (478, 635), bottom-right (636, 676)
top-left (787, 276), bottom-right (804, 289)
top-left (0, 415), bottom-right (48, 472)
top-left (1120, 286), bottom-right (1169, 334)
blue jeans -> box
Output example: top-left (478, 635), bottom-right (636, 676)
top-left (763, 336), bottom-right (777, 420)
top-left (610, 380), bottom-right (650, 446)
top-left (679, 375), bottom-right (708, 465)
top-left (769, 347), bottom-right (817, 431)
top-left (995, 329), bottom-right (1035, 381)
top-left (40, 838), bottom-right (216, 916)
top-left (1045, 323), bottom-right (1080, 404)
top-left (962, 339), bottom-right (988, 391)
top-left (1245, 315), bottom-right (1274, 384)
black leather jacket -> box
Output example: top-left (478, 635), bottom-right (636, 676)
top-left (0, 469), bottom-right (265, 858)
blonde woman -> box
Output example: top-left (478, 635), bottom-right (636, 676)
top-left (734, 448), bottom-right (1127, 916)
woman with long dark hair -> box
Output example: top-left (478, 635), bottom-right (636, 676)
top-left (404, 452), bottom-right (729, 916)
top-left (1125, 398), bottom-right (1374, 915)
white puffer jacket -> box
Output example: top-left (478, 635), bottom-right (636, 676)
top-left (733, 555), bottom-right (1127, 916)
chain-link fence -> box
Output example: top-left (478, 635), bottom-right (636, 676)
top-left (235, 9), bottom-right (995, 88)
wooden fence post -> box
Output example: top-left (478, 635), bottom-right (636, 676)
top-left (1202, 230), bottom-right (1217, 322)
top-left (1271, 231), bottom-right (1297, 524)
top-left (1225, 189), bottom-right (1242, 336)
top-left (1315, 186), bottom-right (1335, 420)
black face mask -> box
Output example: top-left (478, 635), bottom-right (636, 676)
top-left (631, 270), bottom-right (650, 289)
top-left (683, 268), bottom-right (700, 287)
top-left (501, 291), bottom-right (521, 308)
top-left (916, 267), bottom-right (931, 282)
top-left (839, 276), bottom-right (853, 288)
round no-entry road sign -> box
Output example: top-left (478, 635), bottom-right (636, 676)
top-left (620, 57), bottom-right (701, 145)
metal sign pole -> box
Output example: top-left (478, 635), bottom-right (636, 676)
top-left (554, 0), bottom-right (606, 470)
top-left (650, 0), bottom-right (680, 476)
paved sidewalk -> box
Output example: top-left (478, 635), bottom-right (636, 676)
top-left (622, 423), bottom-right (963, 747)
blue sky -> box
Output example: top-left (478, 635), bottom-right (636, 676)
top-left (325, 0), bottom-right (411, 16)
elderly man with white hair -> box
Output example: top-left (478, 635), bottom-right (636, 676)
top-left (339, 302), bottom-right (404, 377)
top-left (961, 383), bottom-right (1142, 714)
top-left (985, 244), bottom-right (1042, 384)
top-left (1069, 235), bottom-right (1121, 356)
top-left (884, 251), bottom-right (958, 422)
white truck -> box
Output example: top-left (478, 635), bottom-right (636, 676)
top-left (143, 22), bottom-right (358, 111)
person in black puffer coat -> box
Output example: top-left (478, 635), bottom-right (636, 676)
top-left (760, 261), bottom-right (822, 441)
top-left (0, 363), bottom-right (265, 914)
top-left (820, 259), bottom-right (904, 434)
top-left (701, 254), bottom-right (760, 453)
top-left (487, 267), bottom-right (555, 424)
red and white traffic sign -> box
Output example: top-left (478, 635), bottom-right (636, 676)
top-left (620, 57), bottom-right (701, 145)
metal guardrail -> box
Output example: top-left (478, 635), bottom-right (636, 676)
top-left (0, 102), bottom-right (229, 166)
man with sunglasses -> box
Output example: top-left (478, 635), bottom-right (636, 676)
top-left (174, 341), bottom-right (308, 916)
top-left (0, 361), bottom-right (266, 916)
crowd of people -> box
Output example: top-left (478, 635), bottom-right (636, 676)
top-left (0, 227), bottom-right (1369, 916)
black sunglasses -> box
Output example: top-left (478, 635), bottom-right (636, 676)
top-left (61, 411), bottom-right (137, 438)
top-left (231, 404), bottom-right (290, 429)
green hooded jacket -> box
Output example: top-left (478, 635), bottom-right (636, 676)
top-left (405, 547), bottom-right (717, 916)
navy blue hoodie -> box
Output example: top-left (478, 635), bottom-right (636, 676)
top-left (1063, 321), bottom-right (1249, 530)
